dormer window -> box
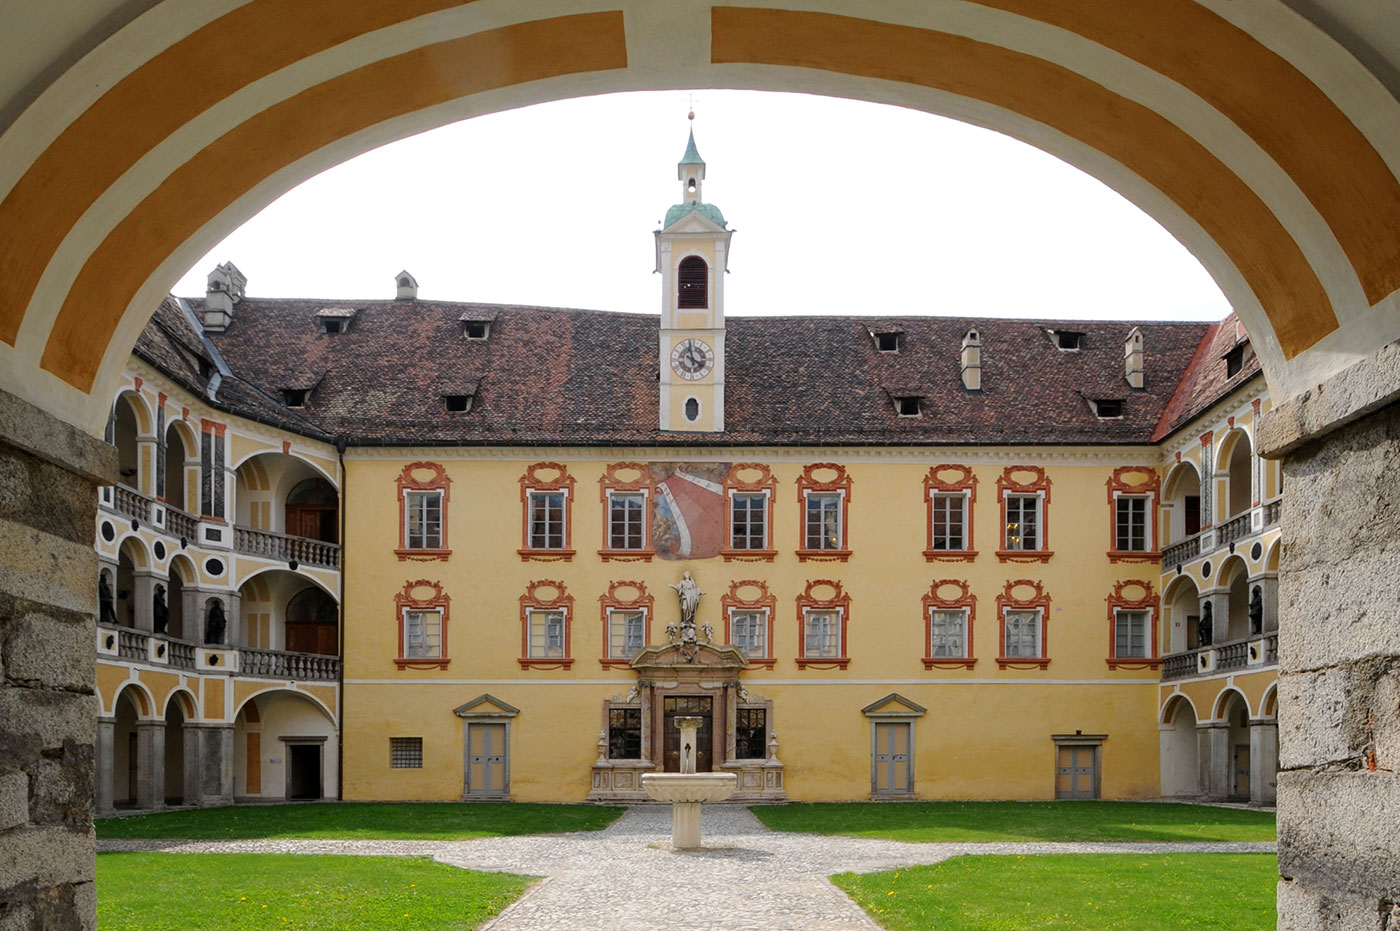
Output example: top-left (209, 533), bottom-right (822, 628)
top-left (1053, 330), bottom-right (1084, 351)
top-left (282, 389), bottom-right (308, 408)
top-left (315, 307), bottom-right (356, 334)
top-left (894, 396), bottom-right (922, 417)
top-left (1091, 398), bottom-right (1123, 419)
top-left (463, 321), bottom-right (490, 340)
top-left (444, 395), bottom-right (472, 413)
top-left (872, 331), bottom-right (902, 353)
top-left (1225, 342), bottom-right (1248, 377)
top-left (324, 320), bottom-right (342, 334)
top-left (678, 256), bottom-right (708, 309)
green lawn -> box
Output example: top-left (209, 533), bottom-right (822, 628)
top-left (834, 853), bottom-right (1278, 930)
top-left (97, 853), bottom-right (533, 930)
top-left (751, 801), bottom-right (1276, 843)
top-left (96, 802), bottom-right (623, 840)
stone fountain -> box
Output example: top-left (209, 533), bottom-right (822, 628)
top-left (640, 573), bottom-right (737, 848)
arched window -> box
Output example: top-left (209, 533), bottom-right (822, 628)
top-left (285, 477), bottom-right (339, 543)
top-left (677, 256), bottom-right (708, 309)
top-left (285, 587), bottom-right (338, 655)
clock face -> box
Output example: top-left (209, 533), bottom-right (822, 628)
top-left (670, 338), bottom-right (715, 380)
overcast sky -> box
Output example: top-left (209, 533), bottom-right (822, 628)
top-left (173, 89), bottom-right (1231, 322)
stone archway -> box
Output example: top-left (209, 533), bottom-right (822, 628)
top-left (4, 4), bottom-right (1400, 927)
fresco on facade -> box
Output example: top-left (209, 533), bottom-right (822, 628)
top-left (650, 462), bottom-right (730, 560)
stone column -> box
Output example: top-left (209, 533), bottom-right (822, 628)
top-left (1259, 346), bottom-right (1400, 929)
top-left (1250, 721), bottom-right (1278, 807)
top-left (95, 720), bottom-right (115, 815)
top-left (1200, 591), bottom-right (1229, 647)
top-left (196, 725), bottom-right (235, 805)
top-left (1203, 723), bottom-right (1231, 800)
top-left (130, 569), bottom-right (157, 632)
top-left (134, 722), bottom-right (164, 810)
top-left (182, 721), bottom-right (203, 807)
top-left (0, 388), bottom-right (114, 930)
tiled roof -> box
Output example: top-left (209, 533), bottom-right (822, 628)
top-left (186, 296), bottom-right (1220, 447)
top-left (132, 296), bottom-right (214, 399)
top-left (1151, 313), bottom-right (1263, 442)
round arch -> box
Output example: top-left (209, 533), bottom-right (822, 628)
top-left (1260, 682), bottom-right (1279, 720)
top-left (1212, 685), bottom-right (1252, 722)
top-left (1159, 692), bottom-right (1199, 727)
top-left (1163, 459), bottom-right (1201, 500)
top-left (1214, 426), bottom-right (1254, 474)
top-left (4, 3), bottom-right (1400, 433)
top-left (1216, 552), bottom-right (1251, 588)
top-left (163, 686), bottom-right (198, 719)
top-left (233, 686), bottom-right (336, 726)
top-left (110, 388), bottom-right (152, 436)
top-left (237, 566), bottom-right (339, 604)
top-left (1265, 538), bottom-right (1281, 573)
top-left (115, 534), bottom-right (150, 569)
top-left (111, 680), bottom-right (154, 719)
top-left (167, 553), bottom-right (196, 583)
top-left (1162, 573), bottom-right (1202, 605)
top-left (231, 448), bottom-right (337, 486)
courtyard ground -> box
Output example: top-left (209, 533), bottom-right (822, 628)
top-left (97, 804), bottom-right (1278, 930)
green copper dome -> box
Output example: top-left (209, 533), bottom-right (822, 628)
top-left (679, 128), bottom-right (705, 165)
top-left (664, 202), bottom-right (727, 228)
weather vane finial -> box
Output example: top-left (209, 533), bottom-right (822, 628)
top-left (687, 91), bottom-right (697, 122)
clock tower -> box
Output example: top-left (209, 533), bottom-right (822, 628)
top-left (657, 118), bottom-right (731, 432)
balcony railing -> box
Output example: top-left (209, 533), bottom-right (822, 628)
top-left (1217, 511), bottom-right (1253, 546)
top-left (116, 628), bottom-right (147, 661)
top-left (1217, 640), bottom-right (1250, 670)
top-left (111, 484), bottom-right (151, 523)
top-left (239, 647), bottom-right (340, 681)
top-left (234, 526), bottom-right (341, 570)
top-left (165, 505), bottom-right (199, 541)
top-left (1265, 634), bottom-right (1278, 664)
top-left (1162, 534), bottom-right (1200, 570)
top-left (1264, 499), bottom-right (1282, 527)
top-left (168, 640), bottom-right (196, 670)
top-left (1161, 649), bottom-right (1204, 681)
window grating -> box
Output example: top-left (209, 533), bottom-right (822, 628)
top-left (390, 737), bottom-right (423, 769)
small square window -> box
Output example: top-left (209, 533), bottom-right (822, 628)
top-left (1225, 344), bottom-right (1245, 377)
top-left (1093, 399), bottom-right (1123, 418)
top-left (873, 331), bottom-right (901, 352)
top-left (1055, 331), bottom-right (1083, 351)
top-left (444, 395), bottom-right (472, 413)
top-left (390, 737), bottom-right (423, 769)
top-left (323, 319), bottom-right (343, 334)
top-left (463, 321), bottom-right (490, 340)
top-left (894, 396), bottom-right (921, 417)
top-left (282, 389), bottom-right (308, 408)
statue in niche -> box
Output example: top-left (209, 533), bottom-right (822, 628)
top-left (666, 572), bottom-right (712, 660)
top-left (1249, 586), bottom-right (1264, 635)
top-left (98, 573), bottom-right (117, 626)
top-left (152, 584), bottom-right (169, 635)
top-left (204, 600), bottom-right (227, 645)
top-left (1197, 602), bottom-right (1213, 647)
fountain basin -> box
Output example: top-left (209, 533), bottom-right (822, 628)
top-left (640, 772), bottom-right (737, 803)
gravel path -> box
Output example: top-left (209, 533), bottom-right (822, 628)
top-left (98, 805), bottom-right (1277, 930)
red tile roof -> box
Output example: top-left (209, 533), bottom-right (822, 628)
top-left (178, 296), bottom-right (1222, 447)
top-left (1151, 313), bottom-right (1262, 442)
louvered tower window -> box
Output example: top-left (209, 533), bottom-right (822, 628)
top-left (678, 256), bottom-right (708, 308)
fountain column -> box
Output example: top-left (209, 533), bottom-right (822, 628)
top-left (671, 715), bottom-right (705, 847)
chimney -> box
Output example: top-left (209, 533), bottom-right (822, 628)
top-left (961, 328), bottom-right (982, 391)
top-left (202, 262), bottom-right (246, 332)
top-left (395, 270), bottom-right (418, 300)
top-left (1124, 326), bottom-right (1144, 389)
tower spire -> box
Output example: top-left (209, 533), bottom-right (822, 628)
top-left (678, 112), bottom-right (705, 204)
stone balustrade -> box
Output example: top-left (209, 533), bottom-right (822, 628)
top-left (168, 640), bottom-right (196, 670)
top-left (1217, 639), bottom-right (1250, 670)
top-left (111, 484), bottom-right (151, 522)
top-left (1161, 534), bottom-right (1200, 570)
top-left (116, 627), bottom-right (147, 660)
top-left (234, 526), bottom-right (341, 569)
top-left (1264, 498), bottom-right (1281, 527)
top-left (238, 647), bottom-right (340, 681)
top-left (1161, 649), bottom-right (1203, 681)
top-left (1216, 511), bottom-right (1253, 546)
top-left (165, 505), bottom-right (199, 541)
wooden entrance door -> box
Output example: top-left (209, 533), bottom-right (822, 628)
top-left (1056, 745), bottom-right (1099, 799)
top-left (872, 722), bottom-right (912, 795)
top-left (1234, 744), bottom-right (1251, 799)
top-left (467, 724), bottom-right (508, 796)
top-left (662, 696), bottom-right (713, 772)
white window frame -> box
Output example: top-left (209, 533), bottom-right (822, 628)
top-left (402, 608), bottom-right (442, 659)
top-left (1003, 608), bottom-right (1042, 658)
top-left (403, 489), bottom-right (442, 550)
top-left (1114, 493), bottom-right (1150, 552)
top-left (606, 489), bottom-right (648, 551)
top-left (527, 489), bottom-right (568, 550)
top-left (929, 607), bottom-right (968, 658)
top-left (803, 608), bottom-right (843, 658)
top-left (804, 490), bottom-right (845, 551)
top-left (930, 491), bottom-right (969, 552)
top-left (607, 608), bottom-right (646, 659)
top-left (1114, 609), bottom-right (1150, 658)
top-left (1004, 493), bottom-right (1043, 552)
top-left (528, 609), bottom-right (567, 658)
top-left (729, 490), bottom-right (771, 551)
top-left (729, 608), bottom-right (769, 659)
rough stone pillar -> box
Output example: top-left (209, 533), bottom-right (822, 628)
top-left (95, 720), bottom-right (115, 816)
top-left (182, 722), bottom-right (202, 807)
top-left (1204, 723), bottom-right (1231, 800)
top-left (134, 722), bottom-right (164, 811)
top-left (1201, 591), bottom-right (1230, 646)
top-left (1260, 344), bottom-right (1400, 930)
top-left (1250, 721), bottom-right (1278, 807)
top-left (0, 388), bottom-right (114, 930)
top-left (196, 725), bottom-right (235, 805)
top-left (130, 569), bottom-right (157, 633)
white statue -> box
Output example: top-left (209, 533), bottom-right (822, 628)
top-left (670, 572), bottom-right (703, 628)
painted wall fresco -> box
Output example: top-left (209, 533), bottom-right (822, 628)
top-left (651, 462), bottom-right (729, 560)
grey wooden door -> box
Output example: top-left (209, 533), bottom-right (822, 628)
top-left (467, 723), bottom-right (508, 796)
top-left (872, 722), bottom-right (911, 795)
